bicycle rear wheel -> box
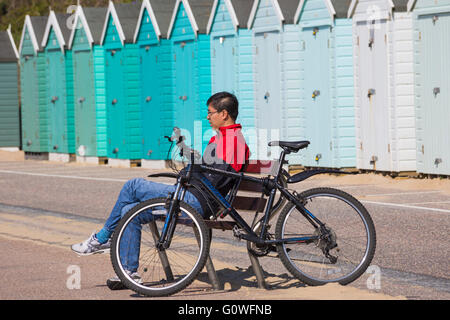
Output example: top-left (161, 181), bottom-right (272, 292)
top-left (275, 187), bottom-right (376, 286)
top-left (110, 197), bottom-right (210, 297)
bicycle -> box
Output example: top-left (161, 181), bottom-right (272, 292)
top-left (110, 129), bottom-right (376, 297)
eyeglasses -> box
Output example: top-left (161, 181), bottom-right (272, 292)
top-left (207, 110), bottom-right (219, 116)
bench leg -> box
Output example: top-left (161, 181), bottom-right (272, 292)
top-left (204, 255), bottom-right (222, 290)
top-left (194, 228), bottom-right (222, 290)
top-left (248, 250), bottom-right (267, 289)
top-left (148, 221), bottom-right (174, 281)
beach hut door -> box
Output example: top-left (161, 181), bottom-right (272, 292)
top-left (303, 25), bottom-right (332, 167)
top-left (418, 13), bottom-right (450, 174)
top-left (174, 40), bottom-right (195, 144)
top-left (357, 19), bottom-right (390, 171)
top-left (254, 31), bottom-right (281, 160)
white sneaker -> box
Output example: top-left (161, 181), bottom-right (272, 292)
top-left (106, 270), bottom-right (142, 290)
top-left (71, 232), bottom-right (111, 256)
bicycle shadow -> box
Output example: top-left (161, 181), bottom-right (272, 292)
top-left (120, 266), bottom-right (305, 298)
top-left (194, 265), bottom-right (306, 292)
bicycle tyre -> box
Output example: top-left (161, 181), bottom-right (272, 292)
top-left (110, 197), bottom-right (210, 297)
top-left (275, 187), bottom-right (376, 286)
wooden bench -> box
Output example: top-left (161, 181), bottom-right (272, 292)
top-left (200, 160), bottom-right (285, 290)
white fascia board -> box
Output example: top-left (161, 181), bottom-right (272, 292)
top-left (133, 0), bottom-right (162, 42)
top-left (347, 0), bottom-right (357, 18)
top-left (206, 0), bottom-right (219, 34)
top-left (407, 0), bottom-right (417, 12)
top-left (247, 0), bottom-right (259, 29)
top-left (41, 11), bottom-right (66, 53)
top-left (7, 25), bottom-right (19, 59)
top-left (100, 1), bottom-right (126, 46)
top-left (19, 15), bottom-right (39, 56)
top-left (325, 0), bottom-right (336, 20)
top-left (272, 0), bottom-right (285, 23)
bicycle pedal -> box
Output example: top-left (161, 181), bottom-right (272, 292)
top-left (232, 225), bottom-right (243, 240)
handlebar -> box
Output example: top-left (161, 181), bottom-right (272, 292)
top-left (165, 127), bottom-right (201, 163)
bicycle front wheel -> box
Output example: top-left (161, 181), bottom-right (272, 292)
top-left (275, 187), bottom-right (376, 286)
top-left (110, 197), bottom-right (210, 297)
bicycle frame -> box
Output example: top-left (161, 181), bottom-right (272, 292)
top-left (159, 149), bottom-right (325, 248)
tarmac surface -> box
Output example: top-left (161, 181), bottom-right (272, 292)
top-left (0, 160), bottom-right (449, 301)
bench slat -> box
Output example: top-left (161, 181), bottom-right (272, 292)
top-left (233, 195), bottom-right (266, 212)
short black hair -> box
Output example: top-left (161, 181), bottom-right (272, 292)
top-left (206, 91), bottom-right (239, 121)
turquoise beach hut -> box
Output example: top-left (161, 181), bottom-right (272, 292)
top-left (18, 15), bottom-right (48, 154)
top-left (41, 11), bottom-right (75, 162)
top-left (295, 0), bottom-right (355, 168)
top-left (167, 0), bottom-right (214, 152)
top-left (408, 0), bottom-right (450, 176)
top-left (134, 0), bottom-right (176, 167)
top-left (68, 6), bottom-right (108, 164)
top-left (207, 0), bottom-right (256, 157)
top-left (100, 1), bottom-right (142, 167)
top-left (0, 26), bottom-right (20, 149)
top-left (247, 0), bottom-right (303, 163)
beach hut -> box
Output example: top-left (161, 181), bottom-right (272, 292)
top-left (0, 26), bottom-right (20, 149)
top-left (68, 6), bottom-right (108, 164)
top-left (294, 0), bottom-right (355, 168)
top-left (349, 0), bottom-right (416, 173)
top-left (41, 11), bottom-right (75, 162)
top-left (134, 0), bottom-right (176, 167)
top-left (18, 15), bottom-right (48, 155)
top-left (207, 0), bottom-right (256, 158)
top-left (100, 1), bottom-right (142, 167)
top-left (247, 0), bottom-right (303, 162)
top-left (167, 0), bottom-right (214, 152)
top-left (408, 0), bottom-right (450, 176)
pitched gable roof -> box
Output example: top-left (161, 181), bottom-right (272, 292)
top-left (19, 15), bottom-right (48, 55)
top-left (167, 0), bottom-right (215, 38)
top-left (68, 6), bottom-right (108, 49)
top-left (0, 26), bottom-right (19, 62)
top-left (41, 11), bottom-right (72, 52)
top-left (134, 0), bottom-right (176, 41)
top-left (206, 0), bottom-right (254, 33)
top-left (100, 1), bottom-right (141, 45)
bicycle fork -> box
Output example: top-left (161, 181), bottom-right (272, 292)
top-left (157, 181), bottom-right (185, 250)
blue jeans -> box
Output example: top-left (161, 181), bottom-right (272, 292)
top-left (103, 178), bottom-right (204, 272)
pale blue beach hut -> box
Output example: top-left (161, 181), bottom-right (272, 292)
top-left (408, 0), bottom-right (450, 176)
top-left (295, 0), bottom-right (355, 168)
top-left (207, 0), bottom-right (256, 157)
top-left (247, 0), bottom-right (303, 163)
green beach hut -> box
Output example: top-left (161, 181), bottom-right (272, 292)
top-left (41, 11), bottom-right (75, 162)
top-left (18, 15), bottom-right (48, 155)
top-left (68, 5), bottom-right (108, 164)
top-left (0, 25), bottom-right (20, 150)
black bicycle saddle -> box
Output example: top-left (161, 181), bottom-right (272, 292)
top-left (268, 140), bottom-right (310, 153)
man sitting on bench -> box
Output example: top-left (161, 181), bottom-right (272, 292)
top-left (71, 91), bottom-right (250, 284)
